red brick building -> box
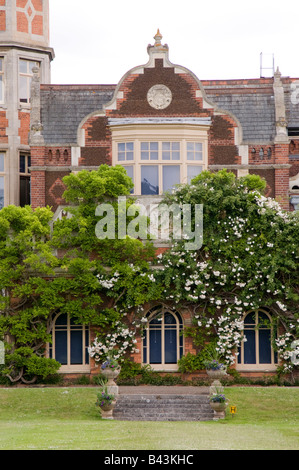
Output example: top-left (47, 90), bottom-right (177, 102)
top-left (28, 31), bottom-right (299, 215)
top-left (1, 2), bottom-right (298, 377)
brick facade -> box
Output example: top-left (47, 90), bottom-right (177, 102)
top-left (6, 27), bottom-right (299, 377)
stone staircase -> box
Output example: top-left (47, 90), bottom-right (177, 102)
top-left (113, 393), bottom-right (214, 421)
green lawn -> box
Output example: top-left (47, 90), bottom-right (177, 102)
top-left (0, 386), bottom-right (298, 450)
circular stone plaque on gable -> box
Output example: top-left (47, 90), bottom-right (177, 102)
top-left (147, 84), bottom-right (172, 110)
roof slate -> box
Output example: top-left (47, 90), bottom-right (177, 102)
top-left (40, 85), bottom-right (116, 144)
top-left (39, 80), bottom-right (280, 145)
top-left (203, 82), bottom-right (276, 143)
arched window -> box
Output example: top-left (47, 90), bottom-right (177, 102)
top-left (142, 306), bottom-right (183, 370)
top-left (49, 313), bottom-right (90, 372)
top-left (237, 309), bottom-right (278, 370)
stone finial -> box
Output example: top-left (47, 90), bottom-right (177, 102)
top-left (29, 65), bottom-right (44, 145)
top-left (273, 65), bottom-right (288, 143)
top-left (154, 29), bottom-right (163, 46)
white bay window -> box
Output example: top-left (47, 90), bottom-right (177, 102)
top-left (111, 119), bottom-right (209, 195)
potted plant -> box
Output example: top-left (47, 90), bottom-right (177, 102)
top-left (100, 356), bottom-right (121, 387)
top-left (204, 359), bottom-right (227, 380)
top-left (209, 392), bottom-right (229, 419)
top-left (96, 381), bottom-right (116, 419)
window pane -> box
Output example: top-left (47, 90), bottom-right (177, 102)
top-left (162, 142), bottom-right (170, 151)
top-left (259, 329), bottom-right (272, 364)
top-left (0, 153), bottom-right (4, 172)
top-left (162, 142), bottom-right (180, 160)
top-left (20, 155), bottom-right (26, 173)
top-left (0, 176), bottom-right (4, 209)
top-left (0, 76), bottom-right (3, 102)
top-left (71, 330), bottom-right (83, 364)
top-left (141, 166), bottom-right (159, 195)
top-left (162, 151), bottom-right (170, 160)
top-left (29, 61), bottom-right (38, 73)
top-left (19, 59), bottom-right (28, 73)
top-left (0, 58), bottom-right (3, 72)
top-left (141, 151), bottom-right (149, 160)
top-left (163, 165), bottom-right (180, 192)
top-left (165, 329), bottom-right (177, 363)
top-left (187, 165), bottom-right (202, 183)
top-left (187, 142), bottom-right (202, 161)
top-left (150, 329), bottom-right (161, 364)
top-left (141, 142), bottom-right (158, 160)
top-left (141, 142), bottom-right (149, 160)
top-left (20, 176), bottom-right (30, 206)
top-left (55, 331), bottom-right (67, 365)
top-left (123, 166), bottom-right (134, 193)
top-left (19, 76), bottom-right (28, 103)
top-left (118, 142), bottom-right (134, 161)
top-left (244, 330), bottom-right (256, 364)
top-left (244, 312), bottom-right (256, 325)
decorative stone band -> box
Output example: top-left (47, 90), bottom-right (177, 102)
top-left (108, 117), bottom-right (212, 126)
top-left (209, 164), bottom-right (291, 170)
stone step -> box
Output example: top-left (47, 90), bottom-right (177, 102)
top-left (113, 394), bottom-right (215, 421)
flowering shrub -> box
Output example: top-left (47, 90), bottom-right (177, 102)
top-left (88, 321), bottom-right (139, 364)
top-left (210, 393), bottom-right (226, 403)
top-left (204, 360), bottom-right (226, 371)
top-left (101, 357), bottom-right (119, 370)
top-left (156, 170), bottom-right (299, 372)
top-left (96, 387), bottom-right (115, 408)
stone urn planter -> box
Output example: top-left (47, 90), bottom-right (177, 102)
top-left (209, 395), bottom-right (229, 420)
top-left (99, 358), bottom-right (121, 395)
top-left (101, 366), bottom-right (121, 395)
top-left (206, 368), bottom-right (227, 380)
top-left (98, 401), bottom-right (117, 420)
top-left (96, 386), bottom-right (116, 420)
top-left (205, 361), bottom-right (227, 394)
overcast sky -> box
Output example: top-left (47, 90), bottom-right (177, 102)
top-left (49, 0), bottom-right (299, 85)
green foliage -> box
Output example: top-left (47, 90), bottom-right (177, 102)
top-left (3, 347), bottom-right (60, 383)
top-left (0, 165), bottom-right (160, 384)
top-left (0, 167), bottom-right (298, 382)
top-left (157, 170), bottom-right (299, 369)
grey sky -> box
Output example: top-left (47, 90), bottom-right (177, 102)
top-left (49, 0), bottom-right (299, 85)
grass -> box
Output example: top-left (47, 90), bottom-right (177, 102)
top-left (0, 386), bottom-right (298, 450)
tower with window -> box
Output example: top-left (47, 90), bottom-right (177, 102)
top-left (0, 0), bottom-right (54, 208)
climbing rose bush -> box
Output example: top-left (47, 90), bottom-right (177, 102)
top-left (88, 321), bottom-right (139, 364)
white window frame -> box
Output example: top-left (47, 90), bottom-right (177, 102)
top-left (236, 309), bottom-right (278, 371)
top-left (111, 123), bottom-right (208, 195)
top-left (142, 306), bottom-right (184, 371)
top-left (48, 313), bottom-right (90, 373)
top-left (19, 58), bottom-right (39, 104)
top-left (0, 152), bottom-right (5, 210)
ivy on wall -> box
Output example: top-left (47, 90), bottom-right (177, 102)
top-left (0, 167), bottom-right (298, 383)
